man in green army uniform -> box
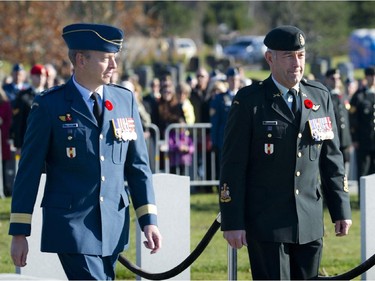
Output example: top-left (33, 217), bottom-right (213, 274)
top-left (219, 25), bottom-right (352, 280)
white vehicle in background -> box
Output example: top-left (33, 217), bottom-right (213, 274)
top-left (223, 35), bottom-right (267, 64)
top-left (168, 37), bottom-right (197, 61)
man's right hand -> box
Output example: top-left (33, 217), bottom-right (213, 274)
top-left (223, 230), bottom-right (247, 249)
top-left (11, 235), bottom-right (28, 267)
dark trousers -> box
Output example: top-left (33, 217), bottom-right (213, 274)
top-left (247, 238), bottom-right (323, 280)
top-left (356, 149), bottom-right (375, 182)
top-left (58, 253), bottom-right (119, 280)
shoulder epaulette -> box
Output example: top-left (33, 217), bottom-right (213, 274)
top-left (235, 80), bottom-right (263, 99)
top-left (108, 83), bottom-right (133, 93)
top-left (40, 84), bottom-right (66, 96)
top-left (255, 80), bottom-right (265, 88)
top-left (301, 78), bottom-right (328, 92)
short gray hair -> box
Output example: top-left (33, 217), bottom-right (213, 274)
top-left (68, 50), bottom-right (90, 65)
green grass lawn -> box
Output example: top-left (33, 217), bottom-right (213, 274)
top-left (0, 193), bottom-right (361, 280)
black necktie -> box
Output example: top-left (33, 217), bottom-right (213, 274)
top-left (90, 92), bottom-right (102, 126)
top-left (288, 88), bottom-right (300, 121)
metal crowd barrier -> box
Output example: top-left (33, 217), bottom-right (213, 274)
top-left (145, 123), bottom-right (219, 187)
top-left (144, 123), bottom-right (161, 173)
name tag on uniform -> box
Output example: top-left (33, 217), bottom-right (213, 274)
top-left (262, 121), bottom-right (278, 126)
top-left (62, 123), bottom-right (78, 129)
top-left (308, 117), bottom-right (334, 141)
top-left (263, 121), bottom-right (278, 132)
top-left (111, 117), bottom-right (137, 141)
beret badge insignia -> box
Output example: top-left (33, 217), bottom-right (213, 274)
top-left (299, 33), bottom-right (305, 46)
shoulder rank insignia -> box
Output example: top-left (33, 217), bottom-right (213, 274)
top-left (40, 84), bottom-right (65, 96)
top-left (220, 183), bottom-right (232, 203)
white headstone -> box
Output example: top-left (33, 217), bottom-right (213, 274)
top-left (360, 174), bottom-right (375, 280)
top-left (136, 173), bottom-right (191, 280)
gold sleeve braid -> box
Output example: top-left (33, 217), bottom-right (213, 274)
top-left (10, 213), bottom-right (32, 224)
top-left (135, 204), bottom-right (157, 218)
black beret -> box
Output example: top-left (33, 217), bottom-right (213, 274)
top-left (264, 25), bottom-right (305, 51)
top-left (364, 66), bottom-right (375, 76)
top-left (62, 23), bottom-right (124, 53)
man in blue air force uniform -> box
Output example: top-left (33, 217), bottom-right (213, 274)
top-left (9, 23), bottom-right (162, 280)
top-left (219, 26), bottom-right (352, 280)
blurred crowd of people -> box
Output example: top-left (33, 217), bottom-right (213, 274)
top-left (0, 63), bottom-right (64, 195)
top-left (1, 61), bottom-right (374, 197)
top-left (321, 66), bottom-right (375, 203)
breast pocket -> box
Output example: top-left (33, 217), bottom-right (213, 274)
top-left (309, 141), bottom-right (323, 161)
top-left (112, 139), bottom-right (128, 164)
top-left (262, 123), bottom-right (286, 139)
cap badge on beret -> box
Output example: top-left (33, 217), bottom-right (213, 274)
top-left (62, 23), bottom-right (124, 53)
top-left (299, 34), bottom-right (305, 47)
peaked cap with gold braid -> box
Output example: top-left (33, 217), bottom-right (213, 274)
top-left (62, 23), bottom-right (124, 53)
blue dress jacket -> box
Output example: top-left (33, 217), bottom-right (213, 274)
top-left (9, 78), bottom-right (158, 257)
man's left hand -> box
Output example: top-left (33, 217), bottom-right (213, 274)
top-left (335, 219), bottom-right (352, 236)
top-left (143, 225), bottom-right (162, 254)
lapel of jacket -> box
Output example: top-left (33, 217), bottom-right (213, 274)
top-left (299, 83), bottom-right (313, 128)
top-left (264, 76), bottom-right (295, 124)
top-left (102, 86), bottom-right (116, 130)
top-left (64, 79), bottom-right (97, 126)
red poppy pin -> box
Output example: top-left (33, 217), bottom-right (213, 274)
top-left (304, 99), bottom-right (313, 109)
top-left (66, 113), bottom-right (72, 122)
top-left (105, 100), bottom-right (113, 111)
